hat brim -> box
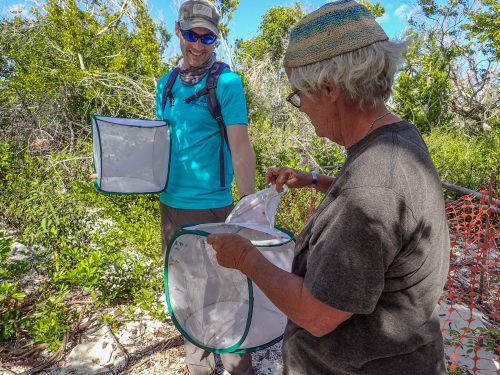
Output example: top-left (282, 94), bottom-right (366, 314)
top-left (179, 19), bottom-right (219, 36)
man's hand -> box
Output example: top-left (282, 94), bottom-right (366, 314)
top-left (207, 233), bottom-right (257, 273)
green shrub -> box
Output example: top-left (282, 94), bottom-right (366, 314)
top-left (0, 281), bottom-right (26, 341)
top-left (0, 233), bottom-right (10, 262)
top-left (0, 147), bottom-right (165, 349)
top-left (0, 143), bottom-right (11, 184)
top-left (424, 127), bottom-right (500, 191)
top-left (28, 294), bottom-right (71, 351)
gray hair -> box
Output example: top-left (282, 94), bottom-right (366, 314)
top-left (288, 39), bottom-right (409, 110)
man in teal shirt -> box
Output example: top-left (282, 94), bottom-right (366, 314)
top-left (155, 1), bottom-right (255, 374)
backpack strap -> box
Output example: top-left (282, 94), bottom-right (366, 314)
top-left (184, 62), bottom-right (230, 187)
top-left (206, 62), bottom-right (230, 188)
top-left (161, 67), bottom-right (180, 114)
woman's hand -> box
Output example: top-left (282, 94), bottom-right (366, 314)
top-left (207, 234), bottom-right (257, 273)
top-left (265, 167), bottom-right (312, 192)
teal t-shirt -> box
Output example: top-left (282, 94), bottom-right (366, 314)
top-left (155, 67), bottom-right (248, 209)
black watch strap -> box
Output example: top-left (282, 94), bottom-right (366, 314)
top-left (311, 171), bottom-right (318, 187)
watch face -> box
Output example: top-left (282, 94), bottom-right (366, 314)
top-left (311, 171), bottom-right (317, 186)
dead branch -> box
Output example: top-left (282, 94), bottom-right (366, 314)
top-left (95, 0), bottom-right (130, 37)
top-left (442, 181), bottom-right (500, 207)
top-left (32, 0), bottom-right (47, 15)
top-left (121, 335), bottom-right (183, 375)
top-left (107, 325), bottom-right (130, 364)
top-left (77, 52), bottom-right (86, 71)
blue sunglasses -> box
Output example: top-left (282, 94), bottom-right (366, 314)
top-left (180, 27), bottom-right (217, 45)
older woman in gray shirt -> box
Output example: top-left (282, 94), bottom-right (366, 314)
top-left (208, 1), bottom-right (450, 374)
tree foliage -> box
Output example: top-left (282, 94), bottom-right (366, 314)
top-left (358, 0), bottom-right (385, 17)
top-left (392, 30), bottom-right (454, 133)
top-left (0, 0), bottom-right (170, 150)
top-left (205, 0), bottom-right (239, 68)
top-left (234, 1), bottom-right (386, 67)
top-left (210, 0), bottom-right (239, 39)
top-left (235, 3), bottom-right (305, 67)
top-left (393, 0), bottom-right (499, 134)
top-left (462, 0), bottom-right (499, 60)
top-left (0, 0), bottom-right (498, 361)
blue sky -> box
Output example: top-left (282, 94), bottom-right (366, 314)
top-left (1, 0), bottom-right (418, 51)
top-left (149, 0), bottom-right (417, 39)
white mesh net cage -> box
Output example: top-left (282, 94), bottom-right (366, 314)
top-left (165, 186), bottom-right (295, 353)
top-left (92, 115), bottom-right (170, 194)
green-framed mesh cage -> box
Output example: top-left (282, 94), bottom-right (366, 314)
top-left (92, 115), bottom-right (171, 194)
top-left (164, 223), bottom-right (295, 353)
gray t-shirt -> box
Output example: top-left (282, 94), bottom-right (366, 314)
top-left (283, 122), bottom-right (450, 375)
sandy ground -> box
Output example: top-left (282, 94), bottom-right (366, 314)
top-left (1, 241), bottom-right (498, 375)
top-left (2, 299), bottom-right (498, 375)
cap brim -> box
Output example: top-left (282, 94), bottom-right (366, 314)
top-left (179, 19), bottom-right (219, 36)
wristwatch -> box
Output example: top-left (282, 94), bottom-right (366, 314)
top-left (310, 171), bottom-right (318, 187)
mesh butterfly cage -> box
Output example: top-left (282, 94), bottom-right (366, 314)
top-left (164, 187), bottom-right (295, 353)
top-left (92, 115), bottom-right (170, 194)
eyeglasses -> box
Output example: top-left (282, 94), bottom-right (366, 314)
top-left (286, 90), bottom-right (301, 108)
top-left (179, 27), bottom-right (217, 45)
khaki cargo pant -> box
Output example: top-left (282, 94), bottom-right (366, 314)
top-left (160, 202), bottom-right (255, 375)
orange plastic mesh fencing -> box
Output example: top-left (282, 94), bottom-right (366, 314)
top-left (441, 189), bottom-right (499, 374)
top-left (276, 186), bottom-right (499, 374)
top-left (275, 188), bottom-right (321, 235)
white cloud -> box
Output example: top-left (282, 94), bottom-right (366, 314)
top-left (394, 4), bottom-right (411, 21)
top-left (1, 2), bottom-right (33, 19)
top-left (8, 4), bottom-right (24, 13)
top-left (394, 3), bottom-right (421, 37)
top-left (156, 8), bottom-right (165, 23)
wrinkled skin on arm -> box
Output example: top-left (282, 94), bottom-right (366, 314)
top-left (207, 233), bottom-right (352, 337)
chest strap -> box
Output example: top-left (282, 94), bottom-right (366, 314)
top-left (161, 62), bottom-right (230, 187)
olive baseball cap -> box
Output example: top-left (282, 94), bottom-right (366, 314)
top-left (178, 0), bottom-right (220, 36)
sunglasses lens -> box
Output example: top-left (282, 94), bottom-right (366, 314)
top-left (181, 28), bottom-right (216, 45)
top-left (200, 34), bottom-right (217, 45)
top-left (182, 30), bottom-right (198, 42)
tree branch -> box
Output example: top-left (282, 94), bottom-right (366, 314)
top-left (95, 0), bottom-right (129, 37)
top-left (442, 181), bottom-right (500, 206)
